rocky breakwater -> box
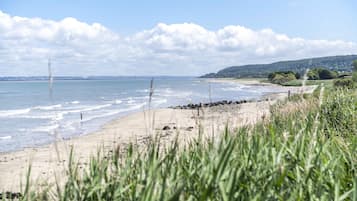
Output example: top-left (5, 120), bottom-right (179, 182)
top-left (171, 98), bottom-right (269, 110)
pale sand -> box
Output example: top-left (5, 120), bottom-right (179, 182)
top-left (0, 82), bottom-right (316, 192)
top-left (204, 78), bottom-right (273, 86)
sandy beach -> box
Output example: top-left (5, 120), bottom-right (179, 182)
top-left (205, 78), bottom-right (274, 86)
top-left (0, 80), bottom-right (316, 192)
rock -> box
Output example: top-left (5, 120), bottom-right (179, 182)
top-left (171, 98), bottom-right (268, 109)
top-left (0, 192), bottom-right (22, 199)
top-left (163, 126), bottom-right (171, 130)
top-left (186, 126), bottom-right (194, 131)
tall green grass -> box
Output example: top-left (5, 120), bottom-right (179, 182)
top-left (21, 88), bottom-right (356, 201)
top-left (280, 79), bottom-right (335, 87)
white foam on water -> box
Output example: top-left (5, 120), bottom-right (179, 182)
top-left (83, 104), bottom-right (112, 111)
top-left (20, 114), bottom-right (56, 120)
top-left (221, 85), bottom-right (244, 91)
top-left (152, 98), bottom-right (167, 106)
top-left (71, 101), bottom-right (80, 104)
top-left (0, 135), bottom-right (12, 140)
top-left (155, 88), bottom-right (192, 98)
top-left (114, 99), bottom-right (122, 104)
top-left (53, 113), bottom-right (64, 121)
top-left (127, 98), bottom-right (136, 104)
top-left (157, 88), bottom-right (174, 94)
top-left (31, 124), bottom-right (59, 133)
top-left (136, 89), bottom-right (149, 93)
top-left (61, 103), bottom-right (113, 114)
top-left (0, 108), bottom-right (31, 117)
top-left (81, 102), bottom-right (147, 123)
top-left (33, 104), bottom-right (62, 110)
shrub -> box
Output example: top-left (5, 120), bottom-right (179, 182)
top-left (272, 73), bottom-right (296, 84)
top-left (307, 70), bottom-right (319, 80)
top-left (318, 68), bottom-right (338, 79)
top-left (320, 89), bottom-right (357, 136)
top-left (353, 72), bottom-right (357, 82)
top-left (268, 71), bottom-right (298, 85)
top-left (308, 67), bottom-right (338, 80)
top-left (333, 78), bottom-right (355, 89)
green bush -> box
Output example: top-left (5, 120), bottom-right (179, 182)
top-left (319, 68), bottom-right (338, 79)
top-left (333, 78), bottom-right (355, 89)
top-left (268, 71), bottom-right (299, 85)
top-left (352, 72), bottom-right (357, 82)
top-left (308, 67), bottom-right (338, 80)
top-left (307, 70), bottom-right (319, 80)
top-left (320, 89), bottom-right (357, 136)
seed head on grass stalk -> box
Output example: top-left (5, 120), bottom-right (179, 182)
top-left (145, 78), bottom-right (155, 137)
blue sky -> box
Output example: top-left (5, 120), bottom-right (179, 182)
top-left (0, 0), bottom-right (356, 76)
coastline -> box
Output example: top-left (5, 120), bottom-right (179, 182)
top-left (204, 77), bottom-right (274, 86)
top-left (0, 79), bottom-right (316, 191)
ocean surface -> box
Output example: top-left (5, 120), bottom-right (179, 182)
top-left (0, 77), bottom-right (285, 152)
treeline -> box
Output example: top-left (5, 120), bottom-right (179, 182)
top-left (268, 60), bottom-right (357, 88)
top-left (307, 68), bottom-right (338, 80)
top-left (267, 68), bottom-right (338, 85)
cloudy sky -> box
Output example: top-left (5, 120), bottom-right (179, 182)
top-left (1, 0), bottom-right (357, 76)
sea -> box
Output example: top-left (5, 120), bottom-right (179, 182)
top-left (0, 77), bottom-right (285, 152)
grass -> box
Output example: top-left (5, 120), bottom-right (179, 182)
top-left (281, 79), bottom-right (335, 87)
top-left (12, 87), bottom-right (357, 200)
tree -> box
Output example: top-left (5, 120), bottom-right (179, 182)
top-left (334, 78), bottom-right (355, 89)
top-left (352, 72), bottom-right (357, 82)
top-left (318, 69), bottom-right (338, 79)
top-left (307, 67), bottom-right (337, 80)
top-left (269, 71), bottom-right (298, 84)
top-left (307, 70), bottom-right (319, 80)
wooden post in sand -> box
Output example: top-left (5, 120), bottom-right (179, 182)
top-left (197, 103), bottom-right (200, 116)
top-left (288, 90), bottom-right (291, 99)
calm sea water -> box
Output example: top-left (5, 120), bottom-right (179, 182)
top-left (0, 77), bottom-right (284, 152)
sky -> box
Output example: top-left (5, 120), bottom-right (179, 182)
top-left (0, 0), bottom-right (357, 76)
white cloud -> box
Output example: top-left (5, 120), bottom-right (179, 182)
top-left (0, 10), bottom-right (356, 76)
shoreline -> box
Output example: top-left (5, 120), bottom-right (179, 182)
top-left (0, 78), bottom-right (303, 155)
top-left (204, 77), bottom-right (274, 86)
top-left (0, 79), bottom-right (316, 191)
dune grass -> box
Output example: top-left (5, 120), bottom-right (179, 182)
top-left (17, 88), bottom-right (357, 200)
top-left (281, 79), bottom-right (335, 87)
